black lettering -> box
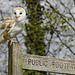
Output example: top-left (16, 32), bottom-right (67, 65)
top-left (64, 63), bottom-right (70, 70)
top-left (36, 60), bottom-right (39, 66)
top-left (32, 59), bottom-right (35, 65)
top-left (39, 61), bottom-right (42, 66)
top-left (70, 64), bottom-right (73, 69)
top-left (60, 62), bottom-right (63, 69)
top-left (73, 64), bottom-right (75, 69)
top-left (43, 61), bottom-right (48, 67)
top-left (56, 62), bottom-right (59, 68)
top-left (28, 59), bottom-right (31, 65)
top-left (64, 63), bottom-right (67, 69)
top-left (52, 61), bottom-right (55, 68)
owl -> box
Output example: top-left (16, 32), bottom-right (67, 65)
top-left (0, 7), bottom-right (26, 44)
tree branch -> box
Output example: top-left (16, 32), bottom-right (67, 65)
top-left (46, 0), bottom-right (75, 31)
top-left (55, 32), bottom-right (75, 55)
top-left (59, 0), bottom-right (75, 21)
top-left (46, 34), bottom-right (54, 56)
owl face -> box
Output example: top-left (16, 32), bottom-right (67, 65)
top-left (12, 7), bottom-right (26, 21)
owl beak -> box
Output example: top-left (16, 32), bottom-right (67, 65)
top-left (15, 16), bottom-right (20, 19)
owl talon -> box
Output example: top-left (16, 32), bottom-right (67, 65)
top-left (8, 39), bottom-right (17, 46)
top-left (8, 39), bottom-right (13, 46)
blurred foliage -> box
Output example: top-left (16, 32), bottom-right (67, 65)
top-left (44, 0), bottom-right (75, 56)
top-left (3, 70), bottom-right (7, 73)
top-left (23, 0), bottom-right (47, 75)
top-left (25, 0), bottom-right (46, 56)
top-left (23, 70), bottom-right (47, 75)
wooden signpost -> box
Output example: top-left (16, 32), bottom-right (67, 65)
top-left (8, 42), bottom-right (75, 75)
top-left (22, 54), bottom-right (75, 74)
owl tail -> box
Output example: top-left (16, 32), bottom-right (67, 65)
top-left (0, 35), bottom-right (6, 44)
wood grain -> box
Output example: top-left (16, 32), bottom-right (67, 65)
top-left (8, 42), bottom-right (22, 75)
top-left (22, 54), bottom-right (75, 74)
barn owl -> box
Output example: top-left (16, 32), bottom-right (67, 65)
top-left (0, 7), bottom-right (26, 44)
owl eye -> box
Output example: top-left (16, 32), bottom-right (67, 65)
top-left (19, 12), bottom-right (22, 15)
top-left (14, 12), bottom-right (16, 15)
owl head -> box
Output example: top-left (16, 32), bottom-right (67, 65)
top-left (12, 7), bottom-right (26, 21)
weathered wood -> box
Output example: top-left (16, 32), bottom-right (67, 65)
top-left (8, 42), bottom-right (75, 75)
top-left (22, 54), bottom-right (75, 74)
top-left (8, 42), bottom-right (22, 75)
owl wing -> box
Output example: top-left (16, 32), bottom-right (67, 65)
top-left (0, 17), bottom-right (15, 38)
